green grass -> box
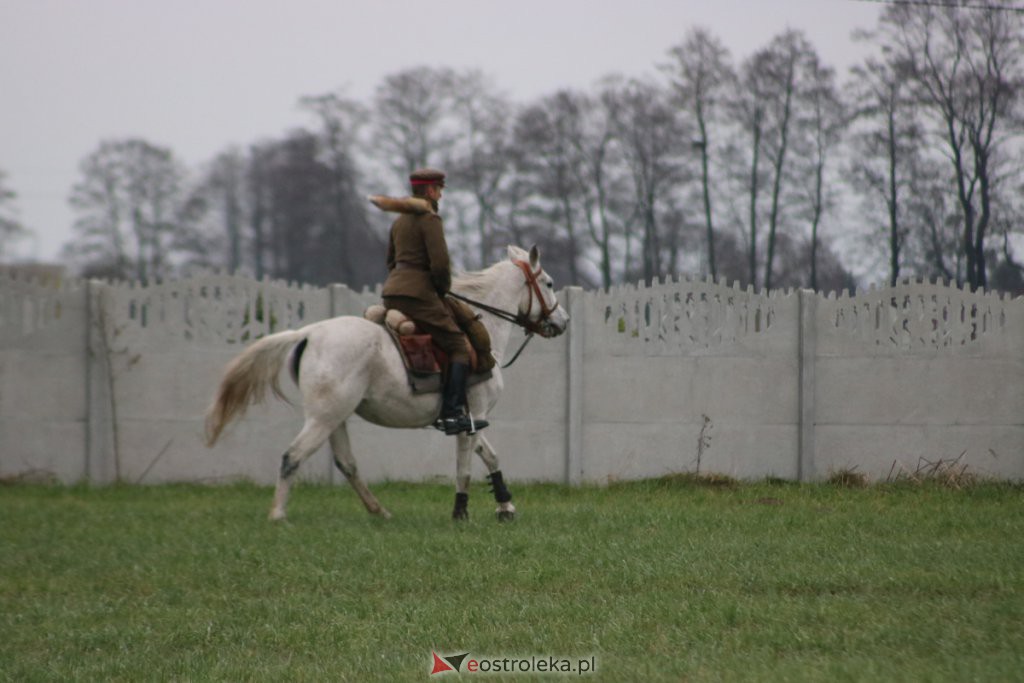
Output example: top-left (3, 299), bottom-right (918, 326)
top-left (1, 479), bottom-right (1022, 682)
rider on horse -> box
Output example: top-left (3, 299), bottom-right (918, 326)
top-left (381, 167), bottom-right (490, 436)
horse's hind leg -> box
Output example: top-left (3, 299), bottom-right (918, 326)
top-left (270, 418), bottom-right (334, 521)
top-left (330, 422), bottom-right (391, 519)
top-left (474, 434), bottom-right (516, 521)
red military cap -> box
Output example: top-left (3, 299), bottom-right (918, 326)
top-left (409, 167), bottom-right (446, 187)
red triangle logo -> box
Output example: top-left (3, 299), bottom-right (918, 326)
top-left (431, 651), bottom-right (455, 675)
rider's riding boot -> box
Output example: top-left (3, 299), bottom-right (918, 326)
top-left (436, 362), bottom-right (489, 436)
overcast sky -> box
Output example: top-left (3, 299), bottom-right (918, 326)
top-left (0, 0), bottom-right (883, 262)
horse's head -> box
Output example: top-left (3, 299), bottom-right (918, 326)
top-left (507, 245), bottom-right (570, 338)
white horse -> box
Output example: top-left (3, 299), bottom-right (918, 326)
top-left (204, 245), bottom-right (569, 522)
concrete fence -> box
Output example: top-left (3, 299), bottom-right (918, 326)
top-left (1, 270), bottom-right (1021, 486)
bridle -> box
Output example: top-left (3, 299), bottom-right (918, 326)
top-left (449, 258), bottom-right (559, 336)
top-left (447, 259), bottom-right (562, 368)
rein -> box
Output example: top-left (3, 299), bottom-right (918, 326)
top-left (446, 259), bottom-right (556, 368)
top-left (447, 290), bottom-right (535, 369)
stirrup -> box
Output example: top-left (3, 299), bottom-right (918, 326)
top-left (434, 413), bottom-right (489, 436)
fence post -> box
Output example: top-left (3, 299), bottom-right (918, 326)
top-left (329, 283), bottom-right (357, 317)
top-left (797, 289), bottom-right (817, 482)
top-left (85, 280), bottom-right (117, 484)
top-left (564, 287), bottom-right (585, 485)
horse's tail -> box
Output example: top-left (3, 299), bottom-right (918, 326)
top-left (204, 329), bottom-right (308, 447)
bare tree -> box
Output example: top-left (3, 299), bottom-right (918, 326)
top-left (511, 91), bottom-right (587, 285)
top-left (759, 31), bottom-right (819, 290)
top-left (445, 71), bottom-right (514, 268)
top-left (300, 91), bottom-right (382, 287)
top-left (726, 30), bottom-right (833, 290)
top-left (372, 66), bottom-right (459, 186)
top-left (846, 52), bottom-right (965, 287)
top-left (726, 50), bottom-right (770, 288)
top-left (769, 231), bottom-right (856, 293)
top-left (569, 79), bottom-right (637, 290)
top-left (514, 80), bottom-right (635, 289)
top-left (183, 147), bottom-right (249, 273)
top-left (798, 56), bottom-right (846, 291)
top-left (0, 170), bottom-right (28, 259)
top-left (990, 193), bottom-right (1024, 294)
top-left (913, 160), bottom-right (961, 282)
top-left (663, 27), bottom-right (736, 280)
top-left (66, 139), bottom-right (187, 282)
top-left (246, 142), bottom-right (273, 280)
top-left (487, 142), bottom-right (535, 263)
top-left (247, 132), bottom-right (324, 283)
top-left (848, 53), bottom-right (924, 286)
top-left (614, 79), bottom-right (689, 283)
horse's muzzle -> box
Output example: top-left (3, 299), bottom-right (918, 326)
top-left (539, 306), bottom-right (570, 338)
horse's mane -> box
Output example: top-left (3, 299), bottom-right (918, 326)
top-left (452, 260), bottom-right (508, 300)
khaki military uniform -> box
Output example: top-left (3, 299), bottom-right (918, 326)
top-left (381, 202), bottom-right (470, 365)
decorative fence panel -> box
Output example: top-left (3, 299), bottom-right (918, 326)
top-left (813, 283), bottom-right (1024, 481)
top-left (578, 279), bottom-right (801, 484)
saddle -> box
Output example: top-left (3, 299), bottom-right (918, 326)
top-left (364, 304), bottom-right (493, 395)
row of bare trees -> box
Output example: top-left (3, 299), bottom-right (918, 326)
top-left (47, 4), bottom-right (1024, 292)
top-left (850, 3), bottom-right (1024, 292)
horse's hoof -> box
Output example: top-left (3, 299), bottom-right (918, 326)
top-left (268, 509), bottom-right (287, 522)
top-left (452, 492), bottom-right (469, 521)
top-left (372, 507), bottom-right (392, 520)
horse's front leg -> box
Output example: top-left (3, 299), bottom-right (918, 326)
top-left (452, 433), bottom-right (472, 521)
top-left (474, 434), bottom-right (515, 521)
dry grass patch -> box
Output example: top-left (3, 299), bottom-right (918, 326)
top-left (827, 467), bottom-right (868, 488)
top-left (886, 452), bottom-right (978, 489)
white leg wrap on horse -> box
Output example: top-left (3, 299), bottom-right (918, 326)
top-left (473, 435), bottom-right (500, 471)
top-left (456, 434), bottom-right (473, 493)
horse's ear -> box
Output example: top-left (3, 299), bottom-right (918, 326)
top-left (529, 244), bottom-right (540, 269)
top-left (507, 245), bottom-right (527, 262)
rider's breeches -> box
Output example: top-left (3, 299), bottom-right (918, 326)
top-left (382, 294), bottom-right (470, 365)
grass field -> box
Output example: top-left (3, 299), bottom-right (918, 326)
top-left (1, 478), bottom-right (1022, 682)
